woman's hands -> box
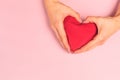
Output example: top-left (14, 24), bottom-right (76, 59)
top-left (75, 15), bottom-right (120, 53)
top-left (44, 0), bottom-right (81, 52)
top-left (44, 0), bottom-right (120, 53)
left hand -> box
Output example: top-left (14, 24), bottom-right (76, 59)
top-left (75, 15), bottom-right (120, 53)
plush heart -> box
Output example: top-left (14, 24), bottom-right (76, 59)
top-left (64, 16), bottom-right (98, 52)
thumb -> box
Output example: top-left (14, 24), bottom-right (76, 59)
top-left (70, 11), bottom-right (82, 23)
top-left (83, 16), bottom-right (97, 23)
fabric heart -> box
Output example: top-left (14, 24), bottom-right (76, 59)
top-left (64, 16), bottom-right (98, 52)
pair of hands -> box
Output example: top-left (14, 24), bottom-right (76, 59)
top-left (44, 1), bottom-right (120, 53)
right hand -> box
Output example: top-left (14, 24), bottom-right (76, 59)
top-left (44, 0), bottom-right (81, 52)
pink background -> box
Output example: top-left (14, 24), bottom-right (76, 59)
top-left (0, 0), bottom-right (120, 80)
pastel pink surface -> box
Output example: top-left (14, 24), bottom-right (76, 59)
top-left (0, 0), bottom-right (120, 80)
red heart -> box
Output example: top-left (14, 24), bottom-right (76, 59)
top-left (64, 16), bottom-right (98, 52)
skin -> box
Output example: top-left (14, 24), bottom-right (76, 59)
top-left (75, 2), bottom-right (120, 53)
top-left (44, 0), bottom-right (82, 52)
top-left (44, 0), bottom-right (120, 53)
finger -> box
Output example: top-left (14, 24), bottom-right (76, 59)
top-left (86, 40), bottom-right (105, 51)
top-left (56, 22), bottom-right (70, 52)
top-left (74, 35), bottom-right (101, 53)
top-left (85, 40), bottom-right (105, 52)
top-left (74, 41), bottom-right (98, 53)
top-left (84, 16), bottom-right (98, 23)
top-left (83, 20), bottom-right (89, 23)
top-left (81, 31), bottom-right (108, 53)
top-left (51, 26), bottom-right (66, 49)
top-left (69, 11), bottom-right (82, 23)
